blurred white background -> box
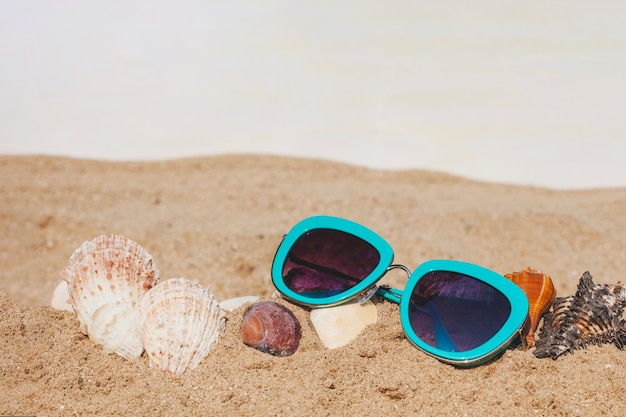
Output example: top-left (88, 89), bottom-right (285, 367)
top-left (1, 1), bottom-right (625, 189)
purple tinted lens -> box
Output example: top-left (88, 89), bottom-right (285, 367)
top-left (282, 229), bottom-right (381, 298)
top-left (408, 271), bottom-right (511, 352)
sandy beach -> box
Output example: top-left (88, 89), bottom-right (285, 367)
top-left (1, 154), bottom-right (625, 416)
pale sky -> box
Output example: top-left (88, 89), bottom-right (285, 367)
top-left (1, 1), bottom-right (625, 189)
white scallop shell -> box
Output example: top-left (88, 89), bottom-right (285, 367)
top-left (139, 278), bottom-right (226, 375)
top-left (60, 234), bottom-right (159, 359)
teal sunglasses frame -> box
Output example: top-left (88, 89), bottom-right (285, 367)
top-left (271, 215), bottom-right (530, 366)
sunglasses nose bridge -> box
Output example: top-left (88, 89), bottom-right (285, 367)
top-left (365, 264), bottom-right (411, 305)
top-left (387, 264), bottom-right (412, 278)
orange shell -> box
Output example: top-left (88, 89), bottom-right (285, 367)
top-left (505, 267), bottom-right (556, 349)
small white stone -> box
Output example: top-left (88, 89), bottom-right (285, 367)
top-left (310, 300), bottom-right (377, 349)
top-left (219, 295), bottom-right (260, 312)
top-left (50, 280), bottom-right (73, 312)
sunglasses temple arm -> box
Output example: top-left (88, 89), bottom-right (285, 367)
top-left (374, 285), bottom-right (403, 305)
top-left (373, 286), bottom-right (458, 351)
top-left (427, 303), bottom-right (458, 352)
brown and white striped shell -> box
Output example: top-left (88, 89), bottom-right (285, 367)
top-left (505, 267), bottom-right (556, 348)
top-left (534, 271), bottom-right (626, 359)
top-left (60, 234), bottom-right (159, 359)
top-left (139, 278), bottom-right (225, 374)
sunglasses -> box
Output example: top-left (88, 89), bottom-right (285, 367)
top-left (271, 216), bottom-right (530, 366)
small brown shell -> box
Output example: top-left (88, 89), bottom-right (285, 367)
top-left (240, 301), bottom-right (302, 356)
top-left (505, 266), bottom-right (556, 348)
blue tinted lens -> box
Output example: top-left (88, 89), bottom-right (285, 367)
top-left (282, 229), bottom-right (381, 298)
top-left (408, 271), bottom-right (511, 352)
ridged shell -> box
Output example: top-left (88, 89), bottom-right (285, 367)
top-left (534, 271), bottom-right (626, 359)
top-left (139, 278), bottom-right (225, 374)
top-left (505, 266), bottom-right (556, 348)
top-left (240, 301), bottom-right (302, 356)
top-left (60, 234), bottom-right (159, 359)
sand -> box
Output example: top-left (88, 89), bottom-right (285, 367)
top-left (1, 155), bottom-right (625, 416)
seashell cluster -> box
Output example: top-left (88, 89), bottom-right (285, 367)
top-left (534, 271), bottom-right (626, 360)
top-left (60, 234), bottom-right (160, 359)
top-left (60, 235), bottom-right (225, 374)
top-left (309, 300), bottom-right (377, 349)
top-left (139, 278), bottom-right (225, 375)
top-left (240, 301), bottom-right (302, 356)
top-left (505, 266), bottom-right (556, 349)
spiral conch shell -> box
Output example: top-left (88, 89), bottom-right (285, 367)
top-left (505, 266), bottom-right (556, 349)
top-left (535, 271), bottom-right (626, 359)
top-left (60, 234), bottom-right (159, 359)
top-left (139, 278), bottom-right (225, 374)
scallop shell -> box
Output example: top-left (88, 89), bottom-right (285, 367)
top-left (534, 271), bottom-right (626, 359)
top-left (505, 266), bottom-right (556, 348)
top-left (240, 301), bottom-right (302, 356)
top-left (139, 278), bottom-right (225, 374)
top-left (60, 234), bottom-right (159, 359)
